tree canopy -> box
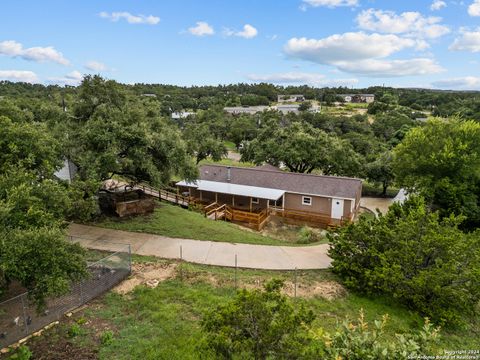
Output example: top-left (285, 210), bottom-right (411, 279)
top-left (393, 118), bottom-right (480, 229)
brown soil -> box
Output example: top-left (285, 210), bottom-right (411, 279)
top-left (116, 261), bottom-right (346, 301)
top-left (112, 262), bottom-right (177, 294)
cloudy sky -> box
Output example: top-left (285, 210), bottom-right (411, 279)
top-left (1, 0), bottom-right (479, 89)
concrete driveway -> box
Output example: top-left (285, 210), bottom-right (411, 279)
top-left (69, 223), bottom-right (332, 270)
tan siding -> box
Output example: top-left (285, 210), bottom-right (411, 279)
top-left (284, 193), bottom-right (331, 215)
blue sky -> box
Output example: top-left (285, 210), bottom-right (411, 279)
top-left (0, 0), bottom-right (479, 89)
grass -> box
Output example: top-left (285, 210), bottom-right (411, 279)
top-left (22, 256), bottom-right (479, 359)
top-left (362, 182), bottom-right (400, 198)
top-left (94, 202), bottom-right (313, 246)
top-left (198, 157), bottom-right (256, 167)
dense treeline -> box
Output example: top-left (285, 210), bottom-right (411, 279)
top-left (0, 75), bottom-right (479, 337)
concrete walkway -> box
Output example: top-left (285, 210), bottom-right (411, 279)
top-left (68, 224), bottom-right (332, 270)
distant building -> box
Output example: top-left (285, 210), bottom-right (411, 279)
top-left (141, 93), bottom-right (157, 98)
top-left (338, 94), bottom-right (375, 103)
top-left (171, 111), bottom-right (195, 119)
top-left (224, 106), bottom-right (269, 115)
top-left (275, 104), bottom-right (300, 114)
top-left (277, 94), bottom-right (305, 103)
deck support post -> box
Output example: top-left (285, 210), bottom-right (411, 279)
top-left (215, 193), bottom-right (218, 203)
top-left (200, 190), bottom-right (203, 201)
top-left (249, 197), bottom-right (252, 212)
top-left (232, 195), bottom-right (235, 207)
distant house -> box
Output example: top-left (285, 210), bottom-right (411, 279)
top-left (171, 111), bottom-right (195, 119)
top-left (54, 159), bottom-right (78, 183)
top-left (177, 164), bottom-right (362, 228)
top-left (277, 94), bottom-right (305, 103)
top-left (224, 106), bottom-right (269, 115)
top-left (338, 94), bottom-right (375, 103)
top-left (141, 93), bottom-right (157, 98)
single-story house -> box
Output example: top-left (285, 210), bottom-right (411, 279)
top-left (176, 164), bottom-right (362, 228)
top-left (277, 94), bottom-right (305, 103)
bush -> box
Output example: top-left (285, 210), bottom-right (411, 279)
top-left (297, 226), bottom-right (322, 244)
top-left (67, 323), bottom-right (82, 338)
top-left (100, 330), bottom-right (114, 345)
top-left (7, 346), bottom-right (32, 360)
top-left (315, 311), bottom-right (440, 359)
top-left (328, 196), bottom-right (480, 326)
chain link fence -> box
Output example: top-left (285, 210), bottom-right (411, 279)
top-left (0, 243), bottom-right (131, 349)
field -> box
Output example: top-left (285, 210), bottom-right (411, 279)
top-left (93, 202), bottom-right (326, 246)
top-left (12, 255), bottom-right (478, 360)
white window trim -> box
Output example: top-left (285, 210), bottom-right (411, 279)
top-left (251, 197), bottom-right (259, 204)
top-left (302, 196), bottom-right (312, 206)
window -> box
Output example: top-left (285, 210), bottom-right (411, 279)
top-left (302, 196), bottom-right (312, 206)
top-left (251, 197), bottom-right (259, 204)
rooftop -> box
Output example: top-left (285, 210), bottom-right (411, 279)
top-left (190, 164), bottom-right (362, 200)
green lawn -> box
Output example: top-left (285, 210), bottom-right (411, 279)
top-left (21, 257), bottom-right (478, 359)
top-left (93, 202), bottom-right (307, 246)
top-left (223, 140), bottom-right (237, 150)
top-left (198, 157), bottom-right (256, 167)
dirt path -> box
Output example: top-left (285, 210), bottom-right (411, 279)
top-left (69, 224), bottom-right (332, 270)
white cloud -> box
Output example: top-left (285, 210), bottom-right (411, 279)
top-left (0, 40), bottom-right (69, 65)
top-left (99, 11), bottom-right (160, 25)
top-left (48, 70), bottom-right (83, 86)
top-left (356, 9), bottom-right (450, 39)
top-left (335, 58), bottom-right (444, 77)
top-left (85, 60), bottom-right (108, 72)
top-left (302, 0), bottom-right (359, 8)
top-left (284, 33), bottom-right (420, 63)
top-left (246, 72), bottom-right (358, 86)
top-left (224, 24), bottom-right (258, 39)
top-left (449, 28), bottom-right (480, 52)
top-left (284, 32), bottom-right (443, 77)
top-left (188, 21), bottom-right (214, 36)
top-left (0, 70), bottom-right (38, 83)
top-left (430, 0), bottom-right (447, 10)
top-left (432, 76), bottom-right (480, 89)
top-left (468, 0), bottom-right (480, 16)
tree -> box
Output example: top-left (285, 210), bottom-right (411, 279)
top-left (68, 76), bottom-right (197, 186)
top-left (0, 130), bottom-right (87, 307)
top-left (199, 280), bottom-right (315, 360)
top-left (365, 151), bottom-right (395, 196)
top-left (329, 196), bottom-right (480, 326)
top-left (243, 121), bottom-right (363, 176)
top-left (393, 118), bottom-right (480, 229)
top-left (227, 114), bottom-right (257, 149)
top-left (184, 122), bottom-right (227, 164)
top-left (298, 101), bottom-right (312, 112)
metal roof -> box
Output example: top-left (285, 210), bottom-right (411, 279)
top-left (176, 179), bottom-right (285, 201)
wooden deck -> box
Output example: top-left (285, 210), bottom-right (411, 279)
top-left (203, 203), bottom-right (270, 230)
top-left (135, 184), bottom-right (192, 207)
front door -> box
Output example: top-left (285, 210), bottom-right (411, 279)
top-left (331, 199), bottom-right (344, 220)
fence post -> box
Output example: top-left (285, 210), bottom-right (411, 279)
top-left (128, 244), bottom-right (132, 273)
top-left (234, 254), bottom-right (238, 290)
top-left (20, 294), bottom-right (29, 335)
top-left (180, 245), bottom-right (183, 282)
top-left (294, 267), bottom-right (297, 299)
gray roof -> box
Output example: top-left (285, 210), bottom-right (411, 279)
top-left (197, 165), bottom-right (362, 199)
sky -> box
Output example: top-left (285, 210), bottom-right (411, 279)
top-left (0, 0), bottom-right (479, 90)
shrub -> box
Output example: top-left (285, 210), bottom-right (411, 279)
top-left (297, 226), bottom-right (321, 244)
top-left (329, 196), bottom-right (480, 326)
top-left (7, 346), bottom-right (32, 360)
top-left (100, 330), bottom-right (114, 345)
top-left (67, 323), bottom-right (82, 338)
top-left (315, 311), bottom-right (440, 359)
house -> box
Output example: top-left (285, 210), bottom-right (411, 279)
top-left (176, 164), bottom-right (362, 229)
top-left (224, 106), bottom-right (269, 115)
top-left (171, 111), bottom-right (195, 119)
top-left (338, 94), bottom-right (375, 103)
top-left (277, 94), bottom-right (305, 103)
